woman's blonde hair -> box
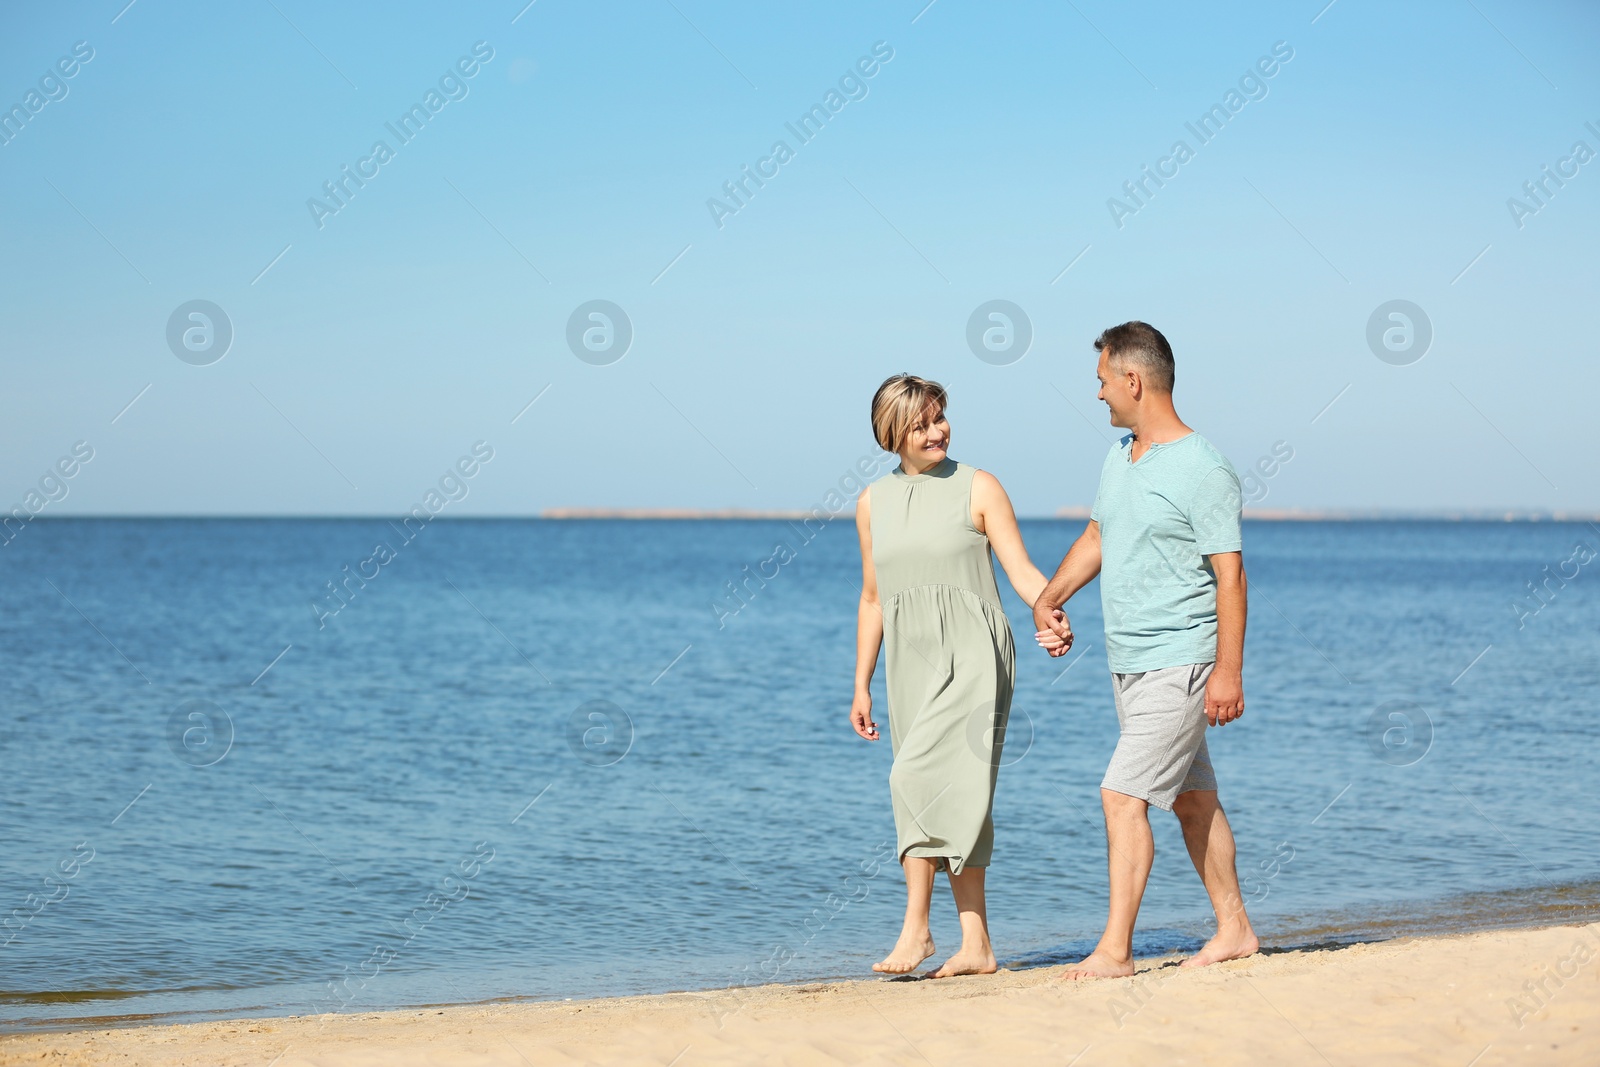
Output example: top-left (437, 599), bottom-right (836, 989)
top-left (870, 374), bottom-right (948, 453)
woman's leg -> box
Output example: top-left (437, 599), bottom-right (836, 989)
top-left (873, 856), bottom-right (938, 973)
top-left (930, 865), bottom-right (998, 977)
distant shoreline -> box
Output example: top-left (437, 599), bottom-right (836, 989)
top-left (551, 507), bottom-right (1600, 521)
top-left (22, 510), bottom-right (1600, 522)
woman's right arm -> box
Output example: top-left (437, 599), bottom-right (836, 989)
top-left (852, 487), bottom-right (883, 741)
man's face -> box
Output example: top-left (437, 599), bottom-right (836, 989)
top-left (1096, 350), bottom-right (1135, 428)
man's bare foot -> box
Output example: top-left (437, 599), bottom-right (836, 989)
top-left (1059, 950), bottom-right (1135, 980)
top-left (929, 946), bottom-right (997, 978)
top-left (872, 933), bottom-right (936, 974)
top-left (1181, 927), bottom-right (1259, 968)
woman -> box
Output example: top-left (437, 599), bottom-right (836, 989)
top-left (851, 373), bottom-right (1061, 977)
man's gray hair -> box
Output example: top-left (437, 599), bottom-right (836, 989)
top-left (1094, 321), bottom-right (1175, 394)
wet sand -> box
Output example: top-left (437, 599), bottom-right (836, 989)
top-left (2, 920), bottom-right (1596, 1066)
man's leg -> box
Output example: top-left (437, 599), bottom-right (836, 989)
top-left (1172, 789), bottom-right (1258, 967)
top-left (1062, 788), bottom-right (1151, 979)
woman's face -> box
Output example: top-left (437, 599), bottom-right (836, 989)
top-left (900, 402), bottom-right (950, 468)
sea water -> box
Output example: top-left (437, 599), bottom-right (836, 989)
top-left (1, 518), bottom-right (1596, 1028)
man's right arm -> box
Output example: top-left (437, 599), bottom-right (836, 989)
top-left (1032, 520), bottom-right (1102, 654)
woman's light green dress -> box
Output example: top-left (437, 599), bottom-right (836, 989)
top-left (869, 456), bottom-right (1015, 875)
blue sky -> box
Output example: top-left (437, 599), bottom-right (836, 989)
top-left (2, 0), bottom-right (1596, 516)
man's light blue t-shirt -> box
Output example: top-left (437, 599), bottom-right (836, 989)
top-left (1089, 431), bottom-right (1243, 674)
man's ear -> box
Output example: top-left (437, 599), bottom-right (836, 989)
top-left (1126, 369), bottom-right (1143, 400)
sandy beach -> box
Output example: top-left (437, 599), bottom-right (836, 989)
top-left (4, 921), bottom-right (1595, 1066)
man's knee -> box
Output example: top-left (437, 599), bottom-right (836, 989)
top-left (1173, 789), bottom-right (1220, 824)
top-left (1100, 787), bottom-right (1150, 818)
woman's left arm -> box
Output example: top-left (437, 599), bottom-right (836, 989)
top-left (971, 470), bottom-right (1049, 608)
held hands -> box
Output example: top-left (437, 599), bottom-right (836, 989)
top-left (1205, 668), bottom-right (1244, 726)
top-left (851, 690), bottom-right (880, 741)
top-left (1032, 604), bottom-right (1074, 658)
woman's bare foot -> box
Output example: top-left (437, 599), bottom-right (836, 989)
top-left (1181, 926), bottom-right (1259, 968)
top-left (873, 932), bottom-right (936, 974)
top-left (929, 946), bottom-right (997, 978)
top-left (1059, 949), bottom-right (1135, 980)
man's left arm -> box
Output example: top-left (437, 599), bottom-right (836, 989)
top-left (1206, 551), bottom-right (1246, 726)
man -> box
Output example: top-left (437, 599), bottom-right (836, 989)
top-left (1033, 320), bottom-right (1258, 979)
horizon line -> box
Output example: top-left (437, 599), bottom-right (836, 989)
top-left (13, 508), bottom-right (1600, 523)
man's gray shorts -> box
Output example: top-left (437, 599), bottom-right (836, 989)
top-left (1101, 662), bottom-right (1217, 811)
